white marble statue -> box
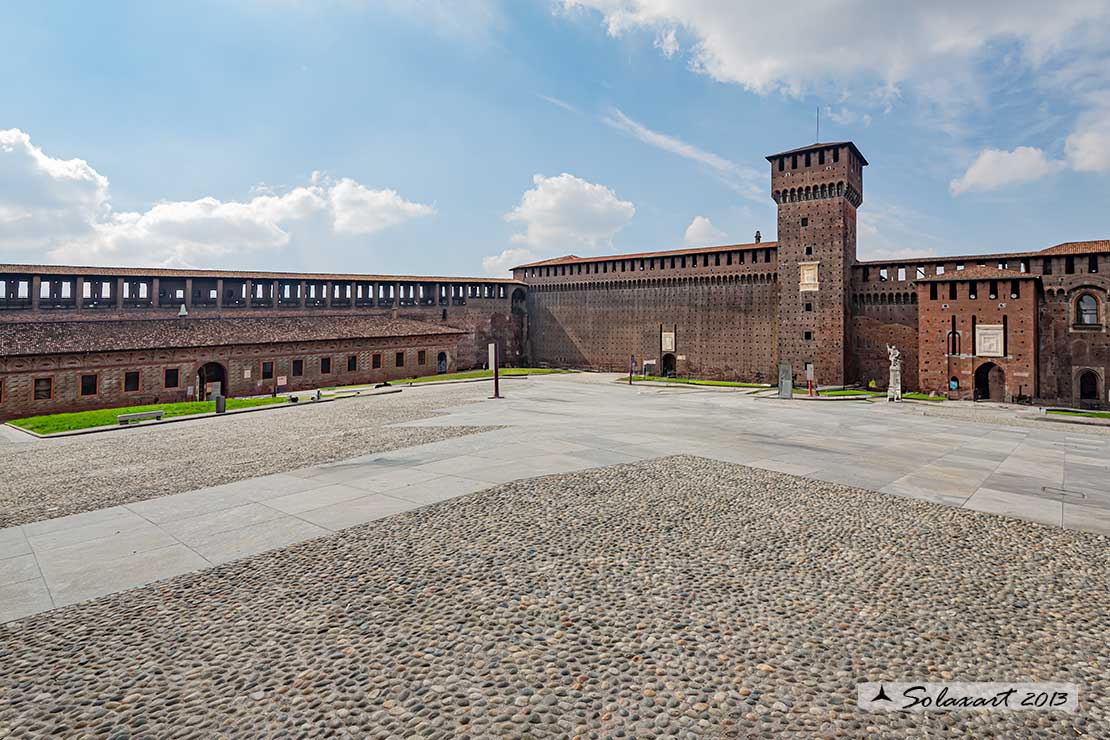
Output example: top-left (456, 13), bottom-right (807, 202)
top-left (887, 344), bottom-right (903, 402)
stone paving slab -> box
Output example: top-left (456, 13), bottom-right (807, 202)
top-left (2, 372), bottom-right (1109, 623)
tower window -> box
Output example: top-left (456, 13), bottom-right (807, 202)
top-left (1089, 255), bottom-right (1099, 273)
top-left (819, 149), bottom-right (826, 165)
top-left (949, 282), bottom-right (957, 300)
top-left (800, 217), bottom-right (808, 227)
top-left (805, 246), bottom-right (813, 256)
top-left (803, 330), bottom-right (813, 341)
top-left (929, 283), bottom-right (938, 301)
top-left (969, 281), bottom-right (977, 300)
top-left (791, 154), bottom-right (798, 169)
top-left (1043, 257), bottom-right (1053, 275)
top-left (804, 302), bottom-right (813, 312)
top-left (778, 157), bottom-right (784, 172)
top-left (805, 152), bottom-right (811, 167)
top-left (833, 148), bottom-right (840, 163)
top-left (1066, 256), bottom-right (1075, 274)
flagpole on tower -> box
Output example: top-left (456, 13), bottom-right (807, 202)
top-left (816, 105), bottom-right (820, 142)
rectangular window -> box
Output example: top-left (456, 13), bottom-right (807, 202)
top-left (879, 268), bottom-right (888, 282)
top-left (897, 267), bottom-right (906, 281)
top-left (164, 368), bottom-right (179, 388)
top-left (916, 266), bottom-right (926, 279)
top-left (801, 217), bottom-right (809, 227)
top-left (1011, 280), bottom-right (1020, 299)
top-left (968, 282), bottom-right (977, 300)
top-left (936, 265), bottom-right (945, 275)
top-left (1043, 257), bottom-right (1053, 275)
top-left (321, 357), bottom-right (332, 374)
top-left (929, 283), bottom-right (938, 301)
top-left (949, 282), bottom-right (957, 300)
top-left (261, 361), bottom-right (274, 380)
top-left (803, 330), bottom-right (813, 341)
top-left (1066, 256), bottom-right (1075, 274)
top-left (804, 302), bottom-right (813, 312)
top-left (33, 377), bottom-right (53, 400)
top-left (372, 353), bottom-right (382, 369)
top-left (418, 350), bottom-right (426, 365)
top-left (80, 374), bottom-right (98, 396)
top-left (347, 355), bottom-right (357, 372)
top-left (1089, 255), bottom-right (1098, 273)
top-left (123, 371), bottom-right (140, 392)
top-left (292, 359), bottom-right (304, 377)
top-left (862, 267), bottom-right (870, 282)
top-left (395, 352), bottom-right (405, 367)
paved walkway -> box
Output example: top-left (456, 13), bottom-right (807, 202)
top-left (3, 374), bottom-right (1108, 622)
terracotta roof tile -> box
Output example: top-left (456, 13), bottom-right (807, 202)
top-left (512, 241), bottom-right (777, 270)
top-left (915, 266), bottom-right (1038, 282)
top-left (0, 264), bottom-right (522, 285)
top-left (0, 315), bottom-right (464, 357)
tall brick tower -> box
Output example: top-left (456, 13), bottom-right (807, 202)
top-left (767, 142), bottom-right (866, 386)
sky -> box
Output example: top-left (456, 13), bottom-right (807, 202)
top-left (2, 0), bottom-right (1109, 276)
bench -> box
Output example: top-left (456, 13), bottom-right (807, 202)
top-left (118, 410), bottom-right (165, 425)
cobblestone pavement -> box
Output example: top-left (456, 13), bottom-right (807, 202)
top-left (1, 457), bottom-right (1105, 738)
top-left (0, 383), bottom-right (495, 527)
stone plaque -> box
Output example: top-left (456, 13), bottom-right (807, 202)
top-left (661, 329), bottom-right (675, 352)
top-left (799, 262), bottom-right (819, 292)
top-left (778, 363), bottom-right (793, 399)
top-left (243, 368), bottom-right (252, 379)
top-left (976, 325), bottom-right (1004, 357)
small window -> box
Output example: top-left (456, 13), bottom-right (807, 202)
top-left (347, 355), bottom-right (357, 372)
top-left (804, 302), bottom-right (813, 312)
top-left (395, 352), bottom-right (405, 368)
top-left (34, 377), bottom-right (53, 401)
top-left (1066, 256), bottom-right (1075, 274)
top-left (292, 359), bottom-right (304, 377)
top-left (1077, 294), bottom-right (1100, 325)
top-left (372, 353), bottom-right (382, 369)
top-left (164, 368), bottom-right (180, 388)
top-left (1089, 255), bottom-right (1098, 274)
top-left (80, 374), bottom-right (98, 396)
top-left (988, 280), bottom-right (998, 300)
top-left (321, 357), bottom-right (332, 374)
top-left (936, 265), bottom-right (945, 275)
top-left (1043, 257), bottom-right (1053, 275)
top-left (930, 283), bottom-right (938, 301)
top-left (805, 246), bottom-right (813, 256)
top-left (1011, 280), bottom-right (1020, 299)
top-left (262, 361), bottom-right (274, 380)
top-left (803, 330), bottom-right (813, 341)
top-left (123, 371), bottom-right (140, 392)
top-left (968, 282), bottom-right (977, 300)
top-left (418, 350), bottom-right (426, 365)
top-left (949, 282), bottom-right (957, 300)
top-left (897, 267), bottom-right (906, 281)
top-left (800, 217), bottom-right (809, 227)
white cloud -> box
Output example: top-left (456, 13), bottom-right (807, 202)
top-left (504, 172), bottom-right (634, 250)
top-left (1066, 97), bottom-right (1110, 172)
top-left (564, 1), bottom-right (1110, 98)
top-left (482, 247), bottom-right (535, 276)
top-left (654, 27), bottom-right (678, 58)
top-left (684, 215), bottom-right (725, 246)
top-left (949, 146), bottom-right (1064, 194)
top-left (537, 94), bottom-right (580, 114)
top-left (0, 129), bottom-right (435, 267)
top-left (329, 178), bottom-right (436, 234)
top-left (601, 108), bottom-right (763, 200)
top-left (484, 173), bottom-right (634, 276)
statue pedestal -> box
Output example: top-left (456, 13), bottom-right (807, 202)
top-left (887, 367), bottom-right (902, 402)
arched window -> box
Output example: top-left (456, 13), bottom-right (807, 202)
top-left (1077, 294), bottom-right (1100, 325)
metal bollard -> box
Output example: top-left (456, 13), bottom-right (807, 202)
top-left (215, 395), bottom-right (226, 414)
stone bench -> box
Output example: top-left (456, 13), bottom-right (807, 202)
top-left (117, 410), bottom-right (165, 425)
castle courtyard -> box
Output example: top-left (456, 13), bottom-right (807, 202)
top-left (1, 373), bottom-right (1107, 737)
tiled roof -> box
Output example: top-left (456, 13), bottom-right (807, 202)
top-left (765, 141), bottom-right (869, 166)
top-left (0, 315), bottom-right (464, 357)
top-left (856, 239), bottom-right (1110, 266)
top-left (0, 263), bottom-right (522, 285)
top-left (1037, 240), bottom-right (1110, 255)
top-left (914, 266), bottom-right (1039, 282)
top-left (512, 241), bottom-right (777, 270)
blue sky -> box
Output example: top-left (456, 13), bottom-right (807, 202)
top-left (2, 1), bottom-right (1109, 275)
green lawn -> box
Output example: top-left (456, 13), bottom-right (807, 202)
top-left (626, 376), bottom-right (771, 388)
top-left (324, 367), bottom-right (571, 390)
top-left (9, 396), bottom-right (288, 435)
top-left (1047, 408), bottom-right (1110, 419)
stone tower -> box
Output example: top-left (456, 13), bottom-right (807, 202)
top-left (767, 142), bottom-right (866, 386)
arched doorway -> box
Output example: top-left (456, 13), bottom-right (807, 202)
top-left (437, 352), bottom-right (448, 374)
top-left (1079, 370), bottom-right (1100, 401)
top-left (197, 361), bottom-right (227, 400)
top-left (661, 353), bottom-right (676, 377)
top-left (974, 362), bottom-right (1004, 402)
